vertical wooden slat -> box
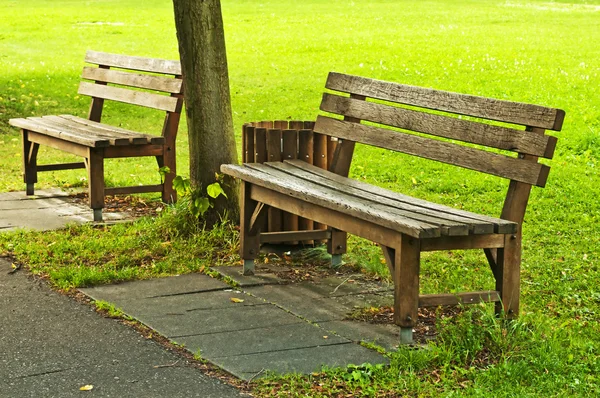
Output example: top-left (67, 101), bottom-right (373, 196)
top-left (313, 130), bottom-right (328, 234)
top-left (274, 120), bottom-right (288, 130)
top-left (327, 136), bottom-right (339, 167)
top-left (254, 127), bottom-right (267, 163)
top-left (243, 124), bottom-right (255, 163)
top-left (282, 129), bottom-right (299, 243)
top-left (298, 129), bottom-right (315, 241)
top-left (267, 128), bottom-right (283, 232)
top-left (254, 127), bottom-right (268, 233)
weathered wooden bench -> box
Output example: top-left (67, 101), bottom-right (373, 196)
top-left (222, 72), bottom-right (565, 344)
top-left (9, 51), bottom-right (184, 221)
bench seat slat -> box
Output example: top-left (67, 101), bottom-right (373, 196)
top-left (9, 117), bottom-right (110, 148)
top-left (78, 81), bottom-right (178, 112)
top-left (321, 93), bottom-right (557, 158)
top-left (326, 72), bottom-right (565, 130)
top-left (315, 116), bottom-right (550, 187)
top-left (85, 50), bottom-right (181, 75)
top-left (82, 67), bottom-right (183, 94)
top-left (221, 163), bottom-right (441, 239)
top-left (41, 116), bottom-right (134, 146)
top-left (249, 162), bottom-right (469, 236)
top-left (285, 160), bottom-right (517, 234)
top-left (58, 115), bottom-right (164, 145)
top-left (267, 161), bottom-right (490, 235)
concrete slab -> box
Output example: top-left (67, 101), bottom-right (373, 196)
top-left (99, 289), bottom-right (265, 317)
top-left (212, 265), bottom-right (286, 287)
top-left (136, 303), bottom-right (304, 339)
top-left (214, 343), bottom-right (389, 380)
top-left (318, 320), bottom-right (400, 352)
top-left (177, 322), bottom-right (348, 359)
top-left (0, 190), bottom-right (129, 232)
top-left (80, 273), bottom-right (229, 300)
top-left (244, 283), bottom-right (394, 323)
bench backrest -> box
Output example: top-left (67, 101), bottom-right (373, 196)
top-left (315, 72), bottom-right (565, 225)
top-left (316, 72), bottom-right (564, 188)
top-left (79, 51), bottom-right (184, 140)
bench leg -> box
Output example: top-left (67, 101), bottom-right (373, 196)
top-left (327, 228), bottom-right (347, 268)
top-left (496, 233), bottom-right (521, 318)
top-left (86, 148), bottom-right (105, 222)
top-left (157, 147), bottom-right (176, 204)
top-left (22, 130), bottom-right (39, 196)
top-left (393, 235), bottom-right (421, 345)
top-left (240, 182), bottom-right (261, 276)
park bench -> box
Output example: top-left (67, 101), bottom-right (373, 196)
top-left (221, 72), bottom-right (565, 344)
top-left (9, 51), bottom-right (184, 221)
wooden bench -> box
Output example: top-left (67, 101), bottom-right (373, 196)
top-left (222, 72), bottom-right (565, 344)
top-left (9, 51), bottom-right (184, 221)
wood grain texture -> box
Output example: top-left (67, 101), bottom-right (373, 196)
top-left (9, 118), bottom-right (109, 148)
top-left (326, 72), bottom-right (565, 130)
top-left (286, 159), bottom-right (517, 234)
top-left (243, 125), bottom-right (255, 163)
top-left (315, 116), bottom-right (549, 186)
top-left (250, 184), bottom-right (401, 247)
top-left (78, 82), bottom-right (179, 112)
top-left (260, 230), bottom-right (330, 244)
top-left (81, 67), bottom-right (183, 93)
top-left (104, 184), bottom-right (162, 195)
top-left (85, 51), bottom-right (182, 75)
top-left (320, 93), bottom-right (557, 158)
top-left (393, 235), bottom-right (420, 328)
top-left (59, 115), bottom-right (164, 145)
top-left (269, 161), bottom-right (480, 236)
top-left (221, 163), bottom-right (440, 238)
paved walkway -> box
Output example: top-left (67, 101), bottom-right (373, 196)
top-left (0, 258), bottom-right (246, 397)
top-left (0, 189), bottom-right (397, 390)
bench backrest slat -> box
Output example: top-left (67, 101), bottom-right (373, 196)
top-left (326, 72), bottom-right (565, 130)
top-left (318, 72), bottom-right (564, 187)
top-left (78, 81), bottom-right (179, 113)
top-left (316, 116), bottom-right (550, 187)
top-left (85, 50), bottom-right (182, 75)
top-left (81, 67), bottom-right (183, 94)
top-left (320, 93), bottom-right (557, 159)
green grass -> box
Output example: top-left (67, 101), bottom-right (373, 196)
top-left (1, 0), bottom-right (600, 396)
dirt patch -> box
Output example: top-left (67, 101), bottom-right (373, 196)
top-left (70, 192), bottom-right (163, 218)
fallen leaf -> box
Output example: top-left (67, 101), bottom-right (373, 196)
top-left (79, 385), bottom-right (94, 391)
top-left (230, 297), bottom-right (244, 303)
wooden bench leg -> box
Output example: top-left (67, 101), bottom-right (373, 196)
top-left (327, 228), bottom-right (347, 268)
top-left (392, 235), bottom-right (421, 345)
top-left (22, 130), bottom-right (39, 196)
top-left (86, 148), bottom-right (105, 222)
top-left (157, 147), bottom-right (176, 204)
top-left (496, 233), bottom-right (521, 318)
top-left (240, 182), bottom-right (261, 275)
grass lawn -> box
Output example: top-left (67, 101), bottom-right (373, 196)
top-left (1, 0), bottom-right (599, 396)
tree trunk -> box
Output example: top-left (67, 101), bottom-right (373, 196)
top-left (172, 0), bottom-right (239, 224)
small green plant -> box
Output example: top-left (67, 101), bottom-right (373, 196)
top-left (94, 300), bottom-right (133, 320)
top-left (171, 174), bottom-right (227, 219)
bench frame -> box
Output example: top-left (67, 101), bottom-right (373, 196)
top-left (223, 72), bottom-right (565, 344)
top-left (10, 51), bottom-right (184, 221)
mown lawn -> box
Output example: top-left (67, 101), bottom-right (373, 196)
top-left (1, 0), bottom-right (599, 396)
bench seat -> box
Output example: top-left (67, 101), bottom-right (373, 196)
top-left (223, 160), bottom-right (517, 239)
top-left (10, 115), bottom-right (165, 148)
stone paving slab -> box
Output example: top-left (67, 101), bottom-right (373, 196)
top-left (214, 343), bottom-right (388, 381)
top-left (318, 320), bottom-right (400, 351)
top-left (244, 282), bottom-right (394, 323)
top-left (138, 303), bottom-right (304, 339)
top-left (0, 190), bottom-right (128, 232)
top-left (81, 273), bottom-right (228, 300)
top-left (177, 322), bottom-right (348, 359)
top-left (212, 265), bottom-right (287, 287)
top-left (95, 289), bottom-right (265, 316)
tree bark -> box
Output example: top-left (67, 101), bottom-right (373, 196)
top-left (172, 0), bottom-right (239, 224)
